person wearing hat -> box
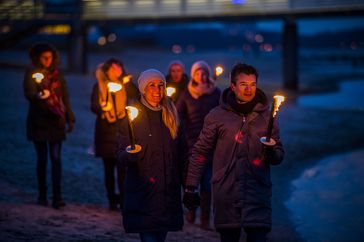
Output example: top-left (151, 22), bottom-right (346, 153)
top-left (91, 58), bottom-right (139, 210)
top-left (165, 60), bottom-right (189, 103)
top-left (23, 42), bottom-right (75, 209)
top-left (116, 69), bottom-right (187, 242)
top-left (176, 60), bottom-right (221, 230)
top-left (183, 63), bottom-right (284, 242)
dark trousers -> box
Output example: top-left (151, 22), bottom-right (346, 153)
top-left (102, 157), bottom-right (125, 206)
top-left (139, 231), bottom-right (167, 242)
top-left (218, 227), bottom-right (269, 242)
top-left (33, 141), bottom-right (62, 201)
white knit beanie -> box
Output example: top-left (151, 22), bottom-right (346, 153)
top-left (137, 69), bottom-right (166, 94)
top-left (190, 60), bottom-right (212, 78)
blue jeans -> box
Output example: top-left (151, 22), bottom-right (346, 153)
top-left (139, 231), bottom-right (167, 242)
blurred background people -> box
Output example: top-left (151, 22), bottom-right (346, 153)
top-left (23, 42), bottom-right (75, 209)
top-left (117, 69), bottom-right (187, 242)
top-left (165, 60), bottom-right (189, 103)
top-left (176, 60), bottom-right (221, 230)
top-left (91, 58), bottom-right (139, 210)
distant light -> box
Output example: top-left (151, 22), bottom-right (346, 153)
top-left (107, 33), bottom-right (117, 42)
top-left (186, 45), bottom-right (195, 53)
top-left (263, 43), bottom-right (273, 52)
top-left (98, 36), bottom-right (107, 46)
top-left (40, 25), bottom-right (71, 35)
top-left (255, 34), bottom-right (264, 43)
top-left (1, 25), bottom-right (10, 33)
top-left (172, 44), bottom-right (182, 54)
top-left (232, 0), bottom-right (246, 4)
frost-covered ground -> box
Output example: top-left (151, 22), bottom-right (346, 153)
top-left (1, 49), bottom-right (364, 241)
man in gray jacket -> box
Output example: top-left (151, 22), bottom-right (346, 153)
top-left (183, 63), bottom-right (284, 242)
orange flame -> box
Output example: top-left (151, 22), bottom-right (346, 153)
top-left (107, 82), bottom-right (122, 92)
top-left (32, 72), bottom-right (44, 84)
top-left (125, 106), bottom-right (139, 121)
top-left (273, 95), bottom-right (285, 117)
top-left (166, 87), bottom-right (176, 97)
top-left (122, 75), bottom-right (132, 84)
top-left (215, 65), bottom-right (224, 77)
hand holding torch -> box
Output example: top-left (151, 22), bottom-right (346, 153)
top-left (125, 106), bottom-right (142, 154)
top-left (260, 95), bottom-right (285, 146)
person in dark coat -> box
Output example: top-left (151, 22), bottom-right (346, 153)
top-left (23, 42), bottom-right (75, 209)
top-left (116, 69), bottom-right (187, 242)
top-left (183, 63), bottom-right (284, 242)
top-left (165, 60), bottom-right (189, 103)
top-left (91, 58), bottom-right (139, 210)
top-left (176, 60), bottom-right (220, 230)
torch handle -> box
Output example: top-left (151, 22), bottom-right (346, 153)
top-left (111, 92), bottom-right (118, 118)
top-left (105, 90), bottom-right (109, 105)
top-left (266, 98), bottom-right (277, 142)
top-left (126, 108), bottom-right (136, 150)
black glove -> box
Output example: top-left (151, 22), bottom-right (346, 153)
top-left (263, 144), bottom-right (275, 162)
top-left (183, 186), bottom-right (200, 210)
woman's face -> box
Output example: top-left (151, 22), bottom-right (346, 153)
top-left (193, 68), bottom-right (208, 84)
top-left (144, 79), bottom-right (165, 107)
top-left (39, 51), bottom-right (53, 68)
top-left (107, 63), bottom-right (123, 81)
top-left (169, 64), bottom-right (183, 83)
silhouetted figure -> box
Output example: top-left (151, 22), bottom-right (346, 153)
top-left (176, 60), bottom-right (220, 230)
top-left (23, 43), bottom-right (75, 209)
top-left (91, 58), bottom-right (139, 210)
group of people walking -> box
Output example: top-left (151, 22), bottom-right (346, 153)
top-left (23, 42), bottom-right (284, 242)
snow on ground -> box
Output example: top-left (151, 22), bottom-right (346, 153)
top-left (286, 149), bottom-right (364, 242)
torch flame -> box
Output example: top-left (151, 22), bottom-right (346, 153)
top-left (166, 87), bottom-right (176, 97)
top-left (125, 106), bottom-right (139, 121)
top-left (32, 72), bottom-right (44, 84)
top-left (107, 82), bottom-right (122, 93)
top-left (273, 95), bottom-right (285, 117)
top-left (122, 75), bottom-right (132, 84)
top-left (215, 65), bottom-right (224, 77)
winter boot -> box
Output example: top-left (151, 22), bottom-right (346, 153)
top-left (200, 191), bottom-right (212, 230)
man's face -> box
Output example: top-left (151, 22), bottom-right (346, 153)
top-left (231, 73), bottom-right (257, 102)
top-left (170, 64), bottom-right (183, 83)
top-left (39, 51), bottom-right (53, 68)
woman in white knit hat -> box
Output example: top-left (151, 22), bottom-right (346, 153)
top-left (176, 60), bottom-right (221, 230)
top-left (116, 69), bottom-right (188, 242)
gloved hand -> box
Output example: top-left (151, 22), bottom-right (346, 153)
top-left (37, 89), bottom-right (50, 99)
top-left (183, 186), bottom-right (200, 210)
top-left (67, 122), bottom-right (74, 133)
top-left (263, 144), bottom-right (276, 162)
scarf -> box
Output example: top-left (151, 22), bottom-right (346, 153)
top-left (187, 79), bottom-right (216, 99)
top-left (41, 69), bottom-right (65, 119)
top-left (98, 77), bottom-right (127, 123)
top-left (227, 90), bottom-right (259, 115)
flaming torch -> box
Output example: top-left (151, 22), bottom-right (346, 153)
top-left (125, 106), bottom-right (142, 153)
top-left (215, 65), bottom-right (224, 79)
top-left (166, 87), bottom-right (176, 97)
top-left (260, 95), bottom-right (285, 146)
top-left (32, 72), bottom-right (44, 94)
top-left (122, 74), bottom-right (132, 84)
top-left (103, 82), bottom-right (122, 111)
